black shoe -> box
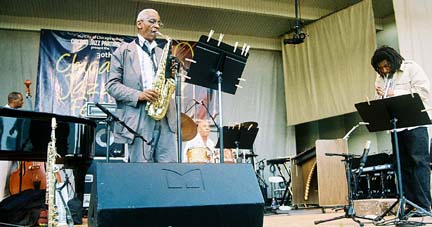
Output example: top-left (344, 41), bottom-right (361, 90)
top-left (404, 205), bottom-right (414, 214)
top-left (407, 207), bottom-right (431, 217)
top-left (410, 211), bottom-right (428, 217)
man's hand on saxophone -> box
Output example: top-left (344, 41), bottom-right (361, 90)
top-left (138, 89), bottom-right (159, 103)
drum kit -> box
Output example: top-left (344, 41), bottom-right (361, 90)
top-left (180, 114), bottom-right (258, 164)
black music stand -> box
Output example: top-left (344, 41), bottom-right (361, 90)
top-left (186, 35), bottom-right (249, 163)
top-left (215, 125), bottom-right (259, 163)
top-left (355, 93), bottom-right (432, 225)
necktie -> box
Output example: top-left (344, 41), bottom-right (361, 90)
top-left (135, 38), bottom-right (157, 72)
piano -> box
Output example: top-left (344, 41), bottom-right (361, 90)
top-left (0, 107), bottom-right (96, 202)
top-left (0, 107), bottom-right (96, 161)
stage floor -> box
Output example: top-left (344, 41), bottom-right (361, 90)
top-left (74, 208), bottom-right (432, 227)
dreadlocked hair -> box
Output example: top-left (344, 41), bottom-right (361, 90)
top-left (371, 45), bottom-right (404, 74)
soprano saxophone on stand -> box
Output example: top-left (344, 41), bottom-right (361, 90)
top-left (46, 118), bottom-right (59, 227)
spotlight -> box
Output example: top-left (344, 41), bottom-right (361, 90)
top-left (283, 32), bottom-right (306, 45)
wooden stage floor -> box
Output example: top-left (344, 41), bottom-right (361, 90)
top-left (75, 208), bottom-right (432, 227)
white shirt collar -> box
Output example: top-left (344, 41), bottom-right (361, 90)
top-left (137, 34), bottom-right (157, 51)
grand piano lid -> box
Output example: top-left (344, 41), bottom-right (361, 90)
top-left (0, 107), bottom-right (97, 126)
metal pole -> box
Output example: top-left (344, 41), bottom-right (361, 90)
top-left (217, 71), bottom-right (224, 163)
top-left (176, 69), bottom-right (183, 163)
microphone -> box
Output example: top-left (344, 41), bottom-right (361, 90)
top-left (358, 140), bottom-right (371, 175)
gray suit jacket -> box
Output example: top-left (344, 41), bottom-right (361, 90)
top-left (105, 40), bottom-right (177, 144)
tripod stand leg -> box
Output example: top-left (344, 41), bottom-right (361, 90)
top-left (403, 197), bottom-right (432, 218)
top-left (314, 214), bottom-right (347, 225)
top-left (314, 214), bottom-right (365, 227)
top-left (374, 198), bottom-right (399, 221)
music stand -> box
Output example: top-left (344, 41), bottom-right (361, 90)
top-left (186, 35), bottom-right (249, 162)
top-left (215, 125), bottom-right (259, 163)
top-left (355, 93), bottom-right (432, 225)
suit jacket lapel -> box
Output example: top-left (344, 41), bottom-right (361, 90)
top-left (129, 43), bottom-right (142, 82)
top-left (154, 47), bottom-right (163, 67)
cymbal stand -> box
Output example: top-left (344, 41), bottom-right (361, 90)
top-left (314, 153), bottom-right (375, 227)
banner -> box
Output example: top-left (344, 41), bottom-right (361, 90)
top-left (35, 29), bottom-right (216, 119)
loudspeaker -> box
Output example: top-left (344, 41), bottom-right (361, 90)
top-left (88, 163), bottom-right (264, 227)
top-left (83, 157), bottom-right (127, 209)
top-left (94, 121), bottom-right (125, 157)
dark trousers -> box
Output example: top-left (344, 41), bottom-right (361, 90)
top-left (392, 127), bottom-right (431, 210)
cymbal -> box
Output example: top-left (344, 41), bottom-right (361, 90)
top-left (181, 113), bottom-right (197, 141)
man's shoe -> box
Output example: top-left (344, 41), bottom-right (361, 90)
top-left (406, 207), bottom-right (431, 218)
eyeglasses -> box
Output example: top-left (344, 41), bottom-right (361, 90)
top-left (140, 19), bottom-right (164, 27)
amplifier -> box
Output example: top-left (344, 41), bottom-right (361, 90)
top-left (85, 102), bottom-right (116, 119)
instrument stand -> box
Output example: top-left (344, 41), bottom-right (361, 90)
top-left (355, 94), bottom-right (432, 226)
top-left (186, 35), bottom-right (249, 162)
top-left (266, 157), bottom-right (292, 208)
top-left (255, 159), bottom-right (269, 204)
top-left (314, 153), bottom-right (374, 227)
top-left (56, 171), bottom-right (74, 227)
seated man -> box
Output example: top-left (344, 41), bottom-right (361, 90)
top-left (183, 120), bottom-right (215, 163)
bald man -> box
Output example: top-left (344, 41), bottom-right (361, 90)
top-left (183, 120), bottom-right (215, 163)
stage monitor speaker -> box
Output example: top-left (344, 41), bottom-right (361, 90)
top-left (88, 163), bottom-right (264, 227)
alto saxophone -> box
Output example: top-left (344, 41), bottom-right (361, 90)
top-left (145, 33), bottom-right (176, 120)
top-left (46, 117), bottom-right (59, 227)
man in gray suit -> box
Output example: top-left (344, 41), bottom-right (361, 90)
top-left (106, 8), bottom-right (177, 163)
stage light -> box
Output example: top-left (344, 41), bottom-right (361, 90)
top-left (283, 32), bottom-right (306, 45)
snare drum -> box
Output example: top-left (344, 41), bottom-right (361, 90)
top-left (187, 147), bottom-right (210, 163)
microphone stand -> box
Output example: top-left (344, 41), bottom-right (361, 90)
top-left (200, 101), bottom-right (219, 128)
top-left (343, 122), bottom-right (369, 140)
top-left (315, 152), bottom-right (375, 227)
top-left (184, 100), bottom-right (200, 114)
top-left (95, 103), bottom-right (152, 162)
